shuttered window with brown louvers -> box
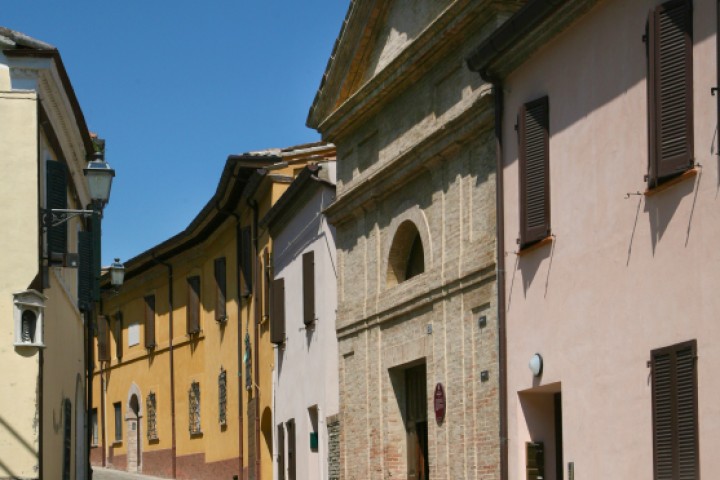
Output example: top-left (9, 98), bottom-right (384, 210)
top-left (187, 276), bottom-right (201, 335)
top-left (96, 315), bottom-right (110, 362)
top-left (239, 227), bottom-right (253, 294)
top-left (518, 96), bottom-right (550, 248)
top-left (263, 250), bottom-right (271, 321)
top-left (78, 230), bottom-right (93, 311)
top-left (270, 278), bottom-right (285, 345)
top-left (113, 311), bottom-right (123, 360)
top-left (277, 423), bottom-right (285, 479)
top-left (46, 160), bottom-right (68, 256)
top-left (214, 258), bottom-right (227, 321)
top-left (287, 419), bottom-right (296, 480)
top-left (651, 339), bottom-right (698, 480)
top-left (648, 0), bottom-right (694, 186)
top-left (302, 251), bottom-right (315, 325)
top-left (144, 295), bottom-right (156, 349)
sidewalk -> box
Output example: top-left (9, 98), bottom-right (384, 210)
top-left (92, 467), bottom-right (168, 480)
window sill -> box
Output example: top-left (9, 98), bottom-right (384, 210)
top-left (517, 236), bottom-right (553, 256)
top-left (645, 168), bottom-right (698, 196)
top-left (112, 440), bottom-right (122, 446)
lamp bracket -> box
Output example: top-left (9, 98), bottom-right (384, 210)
top-left (41, 208), bottom-right (95, 228)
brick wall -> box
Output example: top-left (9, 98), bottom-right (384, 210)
top-left (327, 415), bottom-right (341, 480)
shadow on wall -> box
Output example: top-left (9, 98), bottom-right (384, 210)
top-left (0, 415), bottom-right (38, 478)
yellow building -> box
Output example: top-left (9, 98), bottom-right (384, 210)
top-left (92, 143), bottom-right (335, 479)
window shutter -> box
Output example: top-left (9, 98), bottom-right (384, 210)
top-left (287, 419), bottom-right (296, 480)
top-left (271, 278), bottom-right (285, 345)
top-left (144, 295), bottom-right (156, 348)
top-left (240, 227), bottom-right (253, 294)
top-left (263, 250), bottom-right (271, 320)
top-left (302, 251), bottom-right (315, 325)
top-left (518, 96), bottom-right (550, 247)
top-left (277, 424), bottom-right (285, 478)
top-left (214, 258), bottom-right (227, 321)
top-left (187, 276), bottom-right (201, 334)
top-left (78, 231), bottom-right (93, 311)
top-left (649, 0), bottom-right (694, 185)
top-left (651, 340), bottom-right (698, 480)
top-left (114, 311), bottom-right (123, 360)
top-left (97, 315), bottom-right (110, 362)
top-left (46, 160), bottom-right (68, 255)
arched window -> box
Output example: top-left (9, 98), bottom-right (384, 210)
top-left (387, 221), bottom-right (425, 286)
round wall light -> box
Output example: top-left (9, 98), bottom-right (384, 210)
top-left (529, 353), bottom-right (543, 377)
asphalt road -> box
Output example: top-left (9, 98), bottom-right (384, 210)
top-left (92, 467), bottom-right (167, 480)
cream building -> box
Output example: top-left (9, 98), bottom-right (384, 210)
top-left (0, 27), bottom-right (107, 480)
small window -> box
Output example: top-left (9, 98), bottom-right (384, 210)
top-left (91, 408), bottom-right (98, 446)
top-left (647, 0), bottom-right (694, 187)
top-left (387, 221), bottom-right (425, 286)
top-left (113, 402), bottom-right (122, 442)
top-left (145, 295), bottom-right (156, 349)
top-left (187, 276), bottom-right (201, 335)
top-left (303, 251), bottom-right (315, 325)
top-left (189, 381), bottom-right (201, 435)
top-left (214, 258), bottom-right (227, 322)
top-left (518, 96), bottom-right (550, 248)
top-left (146, 392), bottom-right (158, 441)
top-left (270, 278), bottom-right (285, 345)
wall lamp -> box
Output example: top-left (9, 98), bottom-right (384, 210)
top-left (529, 353), bottom-right (543, 377)
top-left (41, 152), bottom-right (115, 228)
top-left (109, 258), bottom-right (125, 288)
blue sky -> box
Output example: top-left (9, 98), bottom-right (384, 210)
top-left (2, 0), bottom-right (350, 265)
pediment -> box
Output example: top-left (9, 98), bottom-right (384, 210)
top-left (307, 0), bottom-right (452, 130)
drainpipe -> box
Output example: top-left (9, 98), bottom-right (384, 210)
top-left (152, 256), bottom-right (176, 478)
top-left (492, 80), bottom-right (508, 480)
top-left (100, 366), bottom-right (106, 468)
top-left (248, 198), bottom-right (261, 480)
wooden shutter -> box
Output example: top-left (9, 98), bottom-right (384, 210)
top-left (271, 278), bottom-right (285, 345)
top-left (97, 315), bottom-right (110, 362)
top-left (648, 0), bottom-right (694, 185)
top-left (277, 423), bottom-right (285, 479)
top-left (518, 96), bottom-right (550, 247)
top-left (302, 251), bottom-right (315, 325)
top-left (651, 340), bottom-right (698, 480)
top-left (240, 227), bottom-right (253, 294)
top-left (287, 419), bottom-right (296, 480)
top-left (78, 231), bottom-right (93, 311)
top-left (114, 311), bottom-right (123, 360)
top-left (214, 257), bottom-right (227, 321)
top-left (263, 250), bottom-right (271, 320)
top-left (144, 295), bottom-right (156, 348)
top-left (46, 160), bottom-right (68, 255)
top-left (187, 276), bottom-right (201, 334)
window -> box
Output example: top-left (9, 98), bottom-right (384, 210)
top-left (239, 226), bottom-right (253, 294)
top-left (277, 423), bottom-right (285, 479)
top-left (263, 249), bottom-right (271, 321)
top-left (303, 251), bottom-right (316, 325)
top-left (647, 0), bottom-right (694, 187)
top-left (651, 340), bottom-right (698, 480)
top-left (214, 257), bottom-right (227, 322)
top-left (187, 275), bottom-right (201, 335)
top-left (286, 419), bottom-right (296, 480)
top-left (218, 367), bottom-right (227, 426)
top-left (387, 221), bottom-right (425, 286)
top-left (91, 408), bottom-right (98, 446)
top-left (78, 230), bottom-right (93, 312)
top-left (113, 311), bottom-right (123, 360)
top-left (189, 381), bottom-right (201, 435)
top-left (518, 96), bottom-right (550, 248)
top-left (97, 315), bottom-right (110, 362)
top-left (144, 295), bottom-right (156, 349)
top-left (46, 159), bottom-right (68, 256)
top-left (271, 278), bottom-right (285, 345)
top-left (146, 392), bottom-right (158, 440)
top-left (113, 402), bottom-right (122, 442)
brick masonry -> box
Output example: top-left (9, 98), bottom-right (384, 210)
top-left (327, 415), bottom-right (341, 480)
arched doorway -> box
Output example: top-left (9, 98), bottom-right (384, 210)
top-left (126, 384), bottom-right (143, 473)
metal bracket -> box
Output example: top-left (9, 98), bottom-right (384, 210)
top-left (41, 208), bottom-right (95, 228)
top-left (712, 87), bottom-right (718, 96)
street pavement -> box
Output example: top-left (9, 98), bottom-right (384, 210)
top-left (92, 467), bottom-right (168, 480)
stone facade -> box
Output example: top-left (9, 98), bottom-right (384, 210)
top-left (326, 415), bottom-right (340, 480)
top-left (308, 1), bottom-right (519, 478)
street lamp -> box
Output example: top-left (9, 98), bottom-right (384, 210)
top-left (84, 152), bottom-right (115, 207)
top-left (109, 258), bottom-right (125, 288)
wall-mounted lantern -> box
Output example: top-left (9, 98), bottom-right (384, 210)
top-left (529, 353), bottom-right (543, 377)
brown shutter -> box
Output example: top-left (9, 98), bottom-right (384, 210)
top-left (144, 295), bottom-right (156, 349)
top-left (240, 227), bottom-right (253, 294)
top-left (518, 96), bottom-right (550, 247)
top-left (187, 275), bottom-right (201, 334)
top-left (651, 340), bottom-right (698, 480)
top-left (78, 231), bottom-right (93, 311)
top-left (277, 423), bottom-right (285, 478)
top-left (302, 251), bottom-right (315, 325)
top-left (96, 315), bottom-right (109, 362)
top-left (113, 311), bottom-right (123, 360)
top-left (263, 249), bottom-right (271, 320)
top-left (270, 278), bottom-right (285, 345)
top-left (46, 160), bottom-right (68, 256)
top-left (648, 0), bottom-right (694, 185)
top-left (287, 419), bottom-right (296, 480)
top-left (214, 257), bottom-right (227, 321)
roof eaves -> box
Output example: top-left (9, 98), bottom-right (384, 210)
top-left (262, 165), bottom-right (331, 231)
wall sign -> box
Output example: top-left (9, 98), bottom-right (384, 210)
top-left (433, 383), bottom-right (445, 424)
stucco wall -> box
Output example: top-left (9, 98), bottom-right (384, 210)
top-left (501, 0), bottom-right (720, 478)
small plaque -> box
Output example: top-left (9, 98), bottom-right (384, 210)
top-left (433, 383), bottom-right (446, 424)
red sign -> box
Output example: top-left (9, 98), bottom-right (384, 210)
top-left (433, 383), bottom-right (445, 423)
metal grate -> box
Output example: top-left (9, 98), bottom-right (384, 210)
top-left (189, 381), bottom-right (201, 434)
top-left (219, 368), bottom-right (227, 426)
top-left (146, 392), bottom-right (158, 440)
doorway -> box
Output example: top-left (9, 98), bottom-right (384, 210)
top-left (127, 394), bottom-right (141, 472)
top-left (405, 364), bottom-right (429, 480)
top-left (519, 385), bottom-right (563, 480)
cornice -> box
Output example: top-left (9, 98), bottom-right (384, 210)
top-left (325, 90), bottom-right (494, 227)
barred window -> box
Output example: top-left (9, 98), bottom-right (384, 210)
top-left (146, 392), bottom-right (158, 441)
top-left (189, 381), bottom-right (201, 435)
top-left (219, 367), bottom-right (227, 426)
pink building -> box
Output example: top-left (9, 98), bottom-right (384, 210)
top-left (468, 0), bottom-right (719, 478)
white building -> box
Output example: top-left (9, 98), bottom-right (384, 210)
top-left (264, 163), bottom-right (339, 480)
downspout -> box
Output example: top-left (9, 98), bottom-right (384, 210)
top-left (152, 256), bottom-right (176, 479)
top-left (492, 79), bottom-right (508, 480)
top-left (100, 364), bottom-right (106, 467)
top-left (248, 198), bottom-right (261, 480)
top-left (86, 308), bottom-right (94, 480)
